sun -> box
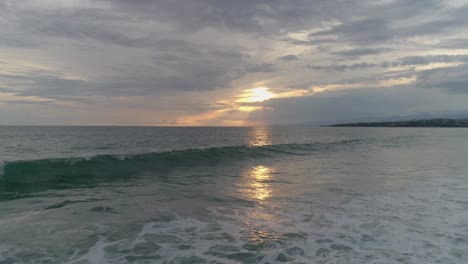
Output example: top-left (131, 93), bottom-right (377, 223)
top-left (239, 87), bottom-right (274, 103)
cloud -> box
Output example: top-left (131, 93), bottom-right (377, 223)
top-left (13, 8), bottom-right (156, 47)
top-left (283, 37), bottom-right (335, 46)
top-left (100, 0), bottom-right (363, 35)
top-left (331, 48), bottom-right (391, 58)
top-left (308, 4), bottom-right (468, 45)
top-left (0, 34), bottom-right (43, 48)
top-left (399, 55), bottom-right (468, 66)
top-left (364, 0), bottom-right (442, 20)
top-left (278, 55), bottom-right (299, 61)
top-left (307, 62), bottom-right (378, 72)
top-left (415, 64), bottom-right (468, 93)
top-left (0, 45), bottom-right (277, 104)
top-left (436, 38), bottom-right (468, 49)
top-left (308, 55), bottom-right (468, 72)
top-left (400, 6), bottom-right (468, 36)
top-left (310, 18), bottom-right (390, 44)
top-left (252, 85), bottom-right (468, 125)
top-left (244, 63), bottom-right (276, 73)
top-left (1, 0), bottom-right (468, 125)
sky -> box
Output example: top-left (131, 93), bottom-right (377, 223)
top-left (1, 0), bottom-right (468, 126)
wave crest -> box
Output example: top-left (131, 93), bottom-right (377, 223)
top-left (0, 136), bottom-right (418, 189)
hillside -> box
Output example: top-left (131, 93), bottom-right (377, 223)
top-left (329, 118), bottom-right (468, 127)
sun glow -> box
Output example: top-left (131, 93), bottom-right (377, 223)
top-left (238, 87), bottom-right (274, 103)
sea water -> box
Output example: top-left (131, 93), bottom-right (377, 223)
top-left (0, 126), bottom-right (467, 263)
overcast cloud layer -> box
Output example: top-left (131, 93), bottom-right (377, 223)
top-left (1, 0), bottom-right (468, 125)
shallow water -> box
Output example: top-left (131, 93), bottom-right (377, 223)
top-left (0, 126), bottom-right (467, 263)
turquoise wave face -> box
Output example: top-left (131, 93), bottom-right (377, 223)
top-left (0, 135), bottom-right (420, 197)
top-left (0, 143), bottom-right (313, 188)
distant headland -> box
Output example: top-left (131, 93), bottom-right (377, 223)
top-left (328, 118), bottom-right (468, 127)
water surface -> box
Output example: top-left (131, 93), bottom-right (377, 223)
top-left (0, 126), bottom-right (467, 263)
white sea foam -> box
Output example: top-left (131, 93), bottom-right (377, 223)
top-left (53, 179), bottom-right (468, 263)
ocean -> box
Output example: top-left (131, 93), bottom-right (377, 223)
top-left (0, 126), bottom-right (467, 263)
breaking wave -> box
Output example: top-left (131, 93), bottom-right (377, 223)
top-left (0, 136), bottom-right (418, 188)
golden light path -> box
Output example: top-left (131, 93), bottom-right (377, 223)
top-left (243, 127), bottom-right (273, 201)
top-left (246, 165), bottom-right (273, 201)
top-left (247, 126), bottom-right (272, 147)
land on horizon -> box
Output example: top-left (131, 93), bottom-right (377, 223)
top-left (328, 118), bottom-right (468, 127)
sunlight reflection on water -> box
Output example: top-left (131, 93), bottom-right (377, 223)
top-left (248, 165), bottom-right (273, 201)
top-left (247, 127), bottom-right (272, 147)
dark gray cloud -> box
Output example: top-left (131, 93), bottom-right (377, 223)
top-left (307, 62), bottom-right (378, 72)
top-left (0, 35), bottom-right (43, 48)
top-left (401, 6), bottom-right (468, 36)
top-left (99, 0), bottom-right (362, 34)
top-left (308, 4), bottom-right (468, 45)
top-left (364, 0), bottom-right (442, 20)
top-left (244, 63), bottom-right (276, 73)
top-left (311, 18), bottom-right (390, 44)
top-left (278, 55), bottom-right (299, 61)
top-left (436, 38), bottom-right (468, 49)
top-left (0, 46), bottom-right (276, 102)
top-left (252, 85), bottom-right (468, 125)
top-left (380, 55), bottom-right (468, 69)
top-left (0, 72), bottom-right (89, 100)
top-left (308, 55), bottom-right (468, 72)
top-left (14, 8), bottom-right (155, 47)
top-left (399, 55), bottom-right (468, 66)
top-left (416, 64), bottom-right (468, 93)
top-left (331, 48), bottom-right (391, 58)
top-left (282, 37), bottom-right (335, 46)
